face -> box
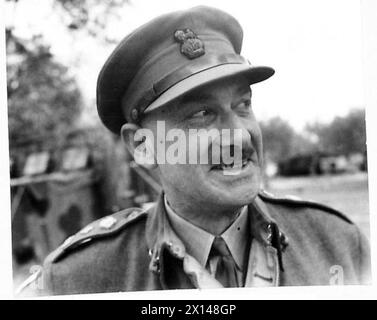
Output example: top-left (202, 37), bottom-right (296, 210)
top-left (139, 75), bottom-right (264, 214)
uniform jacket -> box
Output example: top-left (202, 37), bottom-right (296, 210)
top-left (29, 191), bottom-right (370, 296)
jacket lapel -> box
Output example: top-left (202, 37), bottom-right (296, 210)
top-left (145, 192), bottom-right (287, 289)
top-left (245, 195), bottom-right (287, 286)
top-left (145, 193), bottom-right (223, 289)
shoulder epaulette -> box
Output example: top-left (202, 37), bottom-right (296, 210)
top-left (47, 207), bottom-right (148, 263)
top-left (259, 189), bottom-right (353, 224)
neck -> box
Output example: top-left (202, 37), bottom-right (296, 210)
top-left (164, 193), bottom-right (243, 235)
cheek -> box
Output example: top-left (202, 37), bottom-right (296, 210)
top-left (243, 118), bottom-right (263, 150)
top-left (254, 126), bottom-right (263, 150)
top-left (159, 163), bottom-right (195, 177)
top-left (248, 117), bottom-right (262, 142)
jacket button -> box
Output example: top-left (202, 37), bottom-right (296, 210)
top-left (266, 224), bottom-right (273, 243)
top-left (172, 245), bottom-right (183, 256)
top-left (99, 216), bottom-right (117, 229)
top-left (131, 109), bottom-right (138, 121)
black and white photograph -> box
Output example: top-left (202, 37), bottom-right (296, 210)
top-left (1, 0), bottom-right (377, 300)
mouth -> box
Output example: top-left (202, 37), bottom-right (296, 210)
top-left (210, 149), bottom-right (256, 175)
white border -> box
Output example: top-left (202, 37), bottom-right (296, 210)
top-left (0, 0), bottom-right (14, 300)
top-left (361, 0), bottom-right (377, 299)
top-left (1, 0), bottom-right (376, 300)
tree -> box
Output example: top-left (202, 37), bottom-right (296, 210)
top-left (306, 109), bottom-right (366, 156)
top-left (7, 31), bottom-right (82, 148)
top-left (259, 117), bottom-right (315, 163)
top-left (6, 0), bottom-right (131, 148)
top-left (6, 0), bottom-right (130, 44)
top-left (260, 117), bottom-right (295, 163)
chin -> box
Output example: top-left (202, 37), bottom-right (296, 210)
top-left (226, 185), bottom-right (259, 205)
top-left (205, 174), bottom-right (261, 207)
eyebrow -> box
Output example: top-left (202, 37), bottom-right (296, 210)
top-left (178, 91), bottom-right (215, 105)
top-left (238, 87), bottom-right (252, 97)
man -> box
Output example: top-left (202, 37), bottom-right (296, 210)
top-left (27, 6), bottom-right (370, 295)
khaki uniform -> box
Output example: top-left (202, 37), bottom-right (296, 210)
top-left (22, 191), bottom-right (370, 296)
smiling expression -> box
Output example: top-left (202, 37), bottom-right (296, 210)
top-left (140, 75), bottom-right (264, 215)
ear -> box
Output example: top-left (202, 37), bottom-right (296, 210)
top-left (121, 123), bottom-right (157, 169)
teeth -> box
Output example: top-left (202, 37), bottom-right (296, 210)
top-left (212, 159), bottom-right (250, 171)
top-left (220, 159), bottom-right (248, 170)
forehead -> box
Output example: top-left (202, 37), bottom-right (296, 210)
top-left (141, 76), bottom-right (251, 123)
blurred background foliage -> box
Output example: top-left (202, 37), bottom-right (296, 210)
top-left (6, 0), bottom-right (130, 150)
top-left (260, 109), bottom-right (366, 163)
top-left (56, 0), bottom-right (128, 43)
top-left (7, 31), bottom-right (82, 147)
top-left (306, 109), bottom-right (366, 156)
top-left (260, 109), bottom-right (366, 164)
top-left (6, 0), bottom-right (134, 219)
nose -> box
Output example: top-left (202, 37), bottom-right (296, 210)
top-left (208, 112), bottom-right (253, 166)
top-left (218, 110), bottom-right (253, 147)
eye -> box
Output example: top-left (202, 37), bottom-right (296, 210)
top-left (234, 99), bottom-right (252, 115)
top-left (239, 99), bottom-right (251, 109)
top-left (189, 109), bottom-right (213, 119)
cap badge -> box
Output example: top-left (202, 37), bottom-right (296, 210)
top-left (174, 28), bottom-right (205, 59)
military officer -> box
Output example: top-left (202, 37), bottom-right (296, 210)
top-left (21, 6), bottom-right (370, 296)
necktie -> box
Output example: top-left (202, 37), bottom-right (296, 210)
top-left (210, 236), bottom-right (238, 287)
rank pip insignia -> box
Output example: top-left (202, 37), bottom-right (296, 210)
top-left (174, 28), bottom-right (205, 59)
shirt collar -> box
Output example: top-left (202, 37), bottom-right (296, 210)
top-left (164, 196), bottom-right (214, 267)
top-left (145, 192), bottom-right (288, 283)
top-left (221, 206), bottom-right (249, 270)
top-left (164, 196), bottom-right (249, 270)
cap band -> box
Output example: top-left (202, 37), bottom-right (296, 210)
top-left (124, 53), bottom-right (248, 121)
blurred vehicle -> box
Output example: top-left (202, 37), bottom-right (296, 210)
top-left (277, 152), bottom-right (366, 177)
